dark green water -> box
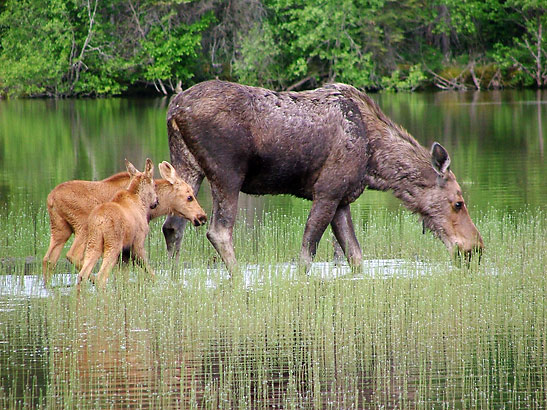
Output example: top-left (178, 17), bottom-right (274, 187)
top-left (0, 90), bottom-right (545, 217)
top-left (0, 90), bottom-right (545, 409)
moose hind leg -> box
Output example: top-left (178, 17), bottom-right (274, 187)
top-left (300, 199), bottom-right (339, 266)
top-left (77, 247), bottom-right (101, 285)
top-left (43, 214), bottom-right (72, 283)
top-left (330, 204), bottom-right (362, 267)
top-left (130, 240), bottom-right (155, 280)
top-left (66, 231), bottom-right (87, 271)
top-left (94, 252), bottom-right (119, 289)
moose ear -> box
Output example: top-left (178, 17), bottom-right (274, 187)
top-left (144, 158), bottom-right (154, 178)
top-left (159, 161), bottom-right (178, 185)
top-left (430, 142), bottom-right (451, 176)
top-left (125, 159), bottom-right (139, 176)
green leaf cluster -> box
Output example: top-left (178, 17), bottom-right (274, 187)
top-left (0, 0), bottom-right (213, 97)
top-left (0, 0), bottom-right (545, 96)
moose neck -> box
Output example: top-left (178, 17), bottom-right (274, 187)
top-left (126, 177), bottom-right (141, 195)
top-left (364, 125), bottom-right (434, 217)
top-left (148, 180), bottom-right (170, 219)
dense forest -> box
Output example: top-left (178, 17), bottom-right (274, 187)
top-left (0, 0), bottom-right (545, 97)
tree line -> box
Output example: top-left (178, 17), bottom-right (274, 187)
top-left (0, 0), bottom-right (545, 97)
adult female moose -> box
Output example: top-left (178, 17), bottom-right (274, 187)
top-left (163, 80), bottom-right (483, 273)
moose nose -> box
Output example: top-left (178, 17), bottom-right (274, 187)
top-left (193, 214), bottom-right (207, 227)
top-left (150, 199), bottom-right (159, 210)
top-left (456, 242), bottom-right (483, 264)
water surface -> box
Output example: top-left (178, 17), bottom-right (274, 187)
top-left (0, 90), bottom-right (545, 217)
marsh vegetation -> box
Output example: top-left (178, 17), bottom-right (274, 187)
top-left (0, 90), bottom-right (545, 408)
top-left (1, 208), bottom-right (546, 408)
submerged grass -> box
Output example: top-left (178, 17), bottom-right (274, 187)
top-left (0, 204), bottom-right (546, 409)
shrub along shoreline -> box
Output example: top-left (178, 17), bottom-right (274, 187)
top-left (0, 0), bottom-right (545, 98)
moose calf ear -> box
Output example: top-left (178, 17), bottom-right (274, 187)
top-left (144, 158), bottom-right (155, 177)
top-left (159, 161), bottom-right (178, 185)
top-left (430, 142), bottom-right (451, 176)
top-left (125, 159), bottom-right (139, 176)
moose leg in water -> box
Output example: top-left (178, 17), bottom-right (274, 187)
top-left (206, 184), bottom-right (240, 272)
top-left (331, 204), bottom-right (362, 266)
top-left (162, 215), bottom-right (186, 258)
top-left (299, 198), bottom-right (340, 266)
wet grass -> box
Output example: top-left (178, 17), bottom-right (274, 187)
top-left (0, 205), bottom-right (546, 409)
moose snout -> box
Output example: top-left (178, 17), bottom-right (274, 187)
top-left (456, 245), bottom-right (483, 264)
top-left (193, 214), bottom-right (207, 227)
top-left (454, 236), bottom-right (484, 263)
top-left (150, 199), bottom-right (159, 210)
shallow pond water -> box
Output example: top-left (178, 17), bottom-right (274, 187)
top-left (0, 259), bottom-right (436, 298)
top-left (1, 253), bottom-right (545, 409)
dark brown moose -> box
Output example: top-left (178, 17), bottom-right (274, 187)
top-left (163, 80), bottom-right (483, 272)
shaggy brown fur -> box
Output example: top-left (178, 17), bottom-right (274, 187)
top-left (77, 159), bottom-right (157, 288)
top-left (43, 161), bottom-right (206, 284)
top-left (163, 80), bottom-right (483, 272)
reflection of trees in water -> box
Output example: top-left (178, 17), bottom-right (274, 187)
top-left (10, 289), bottom-right (544, 408)
top-left (2, 92), bottom-right (546, 217)
top-left (198, 334), bottom-right (309, 408)
top-left (537, 90), bottom-right (544, 157)
top-left (0, 298), bottom-right (49, 407)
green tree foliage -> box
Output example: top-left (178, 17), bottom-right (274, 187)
top-left (494, 0), bottom-right (546, 87)
top-left (0, 0), bottom-right (214, 97)
top-left (234, 0), bottom-right (398, 90)
top-left (139, 11), bottom-right (215, 94)
top-left (0, 0), bottom-right (75, 96)
top-left (0, 0), bottom-right (545, 96)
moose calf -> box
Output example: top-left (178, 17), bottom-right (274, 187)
top-left (43, 161), bottom-right (207, 284)
top-left (77, 159), bottom-right (158, 288)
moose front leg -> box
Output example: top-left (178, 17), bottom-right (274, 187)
top-left (206, 186), bottom-right (240, 275)
top-left (162, 214), bottom-right (186, 259)
top-left (331, 204), bottom-right (362, 267)
top-left (300, 199), bottom-right (339, 267)
top-left (130, 241), bottom-right (156, 281)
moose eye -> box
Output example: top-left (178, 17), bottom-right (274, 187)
top-left (454, 201), bottom-right (463, 211)
top-left (187, 196), bottom-right (193, 202)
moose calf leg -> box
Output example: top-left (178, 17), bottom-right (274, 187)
top-left (42, 238), bottom-right (67, 283)
top-left (42, 224), bottom-right (72, 283)
top-left (95, 249), bottom-right (120, 289)
top-left (330, 204), bottom-right (362, 267)
top-left (131, 242), bottom-right (155, 280)
top-left (66, 233), bottom-right (87, 270)
top-left (77, 248), bottom-right (101, 285)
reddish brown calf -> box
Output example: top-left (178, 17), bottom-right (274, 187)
top-left (43, 160), bottom-right (206, 284)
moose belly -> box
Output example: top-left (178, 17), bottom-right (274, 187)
top-left (241, 160), bottom-right (316, 199)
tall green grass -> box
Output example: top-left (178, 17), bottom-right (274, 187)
top-left (0, 204), bottom-right (545, 409)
